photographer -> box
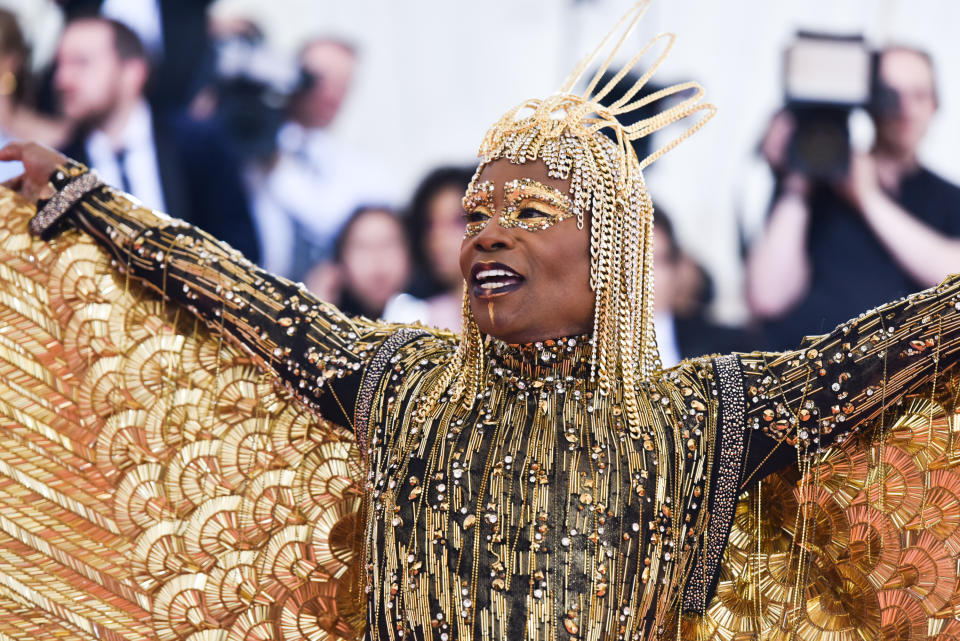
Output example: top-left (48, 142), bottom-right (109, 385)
top-left (252, 37), bottom-right (397, 279)
top-left (746, 45), bottom-right (960, 348)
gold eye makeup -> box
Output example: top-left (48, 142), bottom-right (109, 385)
top-left (461, 178), bottom-right (574, 238)
top-left (500, 178), bottom-right (573, 232)
top-left (461, 181), bottom-right (494, 238)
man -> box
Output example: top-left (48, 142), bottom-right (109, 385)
top-left (747, 46), bottom-right (960, 348)
top-left (57, 0), bottom-right (214, 110)
top-left (253, 37), bottom-right (396, 279)
top-left (55, 16), bottom-right (259, 262)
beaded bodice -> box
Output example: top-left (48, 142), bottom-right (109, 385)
top-left (363, 335), bottom-right (727, 640)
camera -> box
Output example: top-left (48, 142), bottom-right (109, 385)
top-left (209, 31), bottom-right (305, 163)
top-left (783, 32), bottom-right (872, 179)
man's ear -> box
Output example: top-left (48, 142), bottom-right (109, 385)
top-left (122, 58), bottom-right (150, 96)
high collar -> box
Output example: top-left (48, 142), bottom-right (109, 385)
top-left (487, 334), bottom-right (595, 389)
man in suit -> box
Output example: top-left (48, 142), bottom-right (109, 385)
top-left (57, 0), bottom-right (214, 111)
top-left (54, 16), bottom-right (260, 262)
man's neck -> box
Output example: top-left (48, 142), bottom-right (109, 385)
top-left (872, 144), bottom-right (920, 190)
top-left (96, 98), bottom-right (142, 150)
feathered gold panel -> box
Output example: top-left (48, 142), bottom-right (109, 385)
top-left (0, 188), bottom-right (364, 640)
top-left (688, 392), bottom-right (960, 640)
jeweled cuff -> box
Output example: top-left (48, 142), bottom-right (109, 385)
top-left (29, 161), bottom-right (103, 239)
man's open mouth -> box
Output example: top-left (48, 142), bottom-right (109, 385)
top-left (470, 262), bottom-right (525, 298)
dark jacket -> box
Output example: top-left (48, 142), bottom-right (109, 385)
top-left (61, 111), bottom-right (261, 264)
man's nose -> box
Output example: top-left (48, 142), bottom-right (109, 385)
top-left (473, 215), bottom-right (514, 252)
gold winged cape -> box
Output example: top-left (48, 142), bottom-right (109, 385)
top-left (0, 187), bottom-right (368, 640)
top-left (4, 182), bottom-right (960, 641)
top-left (689, 391), bottom-right (960, 640)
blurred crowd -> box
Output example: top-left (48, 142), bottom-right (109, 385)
top-left (1, 1), bottom-right (958, 364)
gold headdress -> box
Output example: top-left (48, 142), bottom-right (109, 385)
top-left (424, 0), bottom-right (715, 427)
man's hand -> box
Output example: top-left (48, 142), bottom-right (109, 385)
top-left (840, 153), bottom-right (885, 211)
top-left (758, 110), bottom-right (795, 174)
top-left (838, 151), bottom-right (960, 288)
top-left (0, 142), bottom-right (69, 204)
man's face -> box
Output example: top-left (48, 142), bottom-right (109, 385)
top-left (55, 21), bottom-right (133, 125)
top-left (874, 49), bottom-right (937, 157)
top-left (652, 226), bottom-right (675, 315)
top-left (458, 159), bottom-right (594, 344)
top-left (297, 41), bottom-right (356, 129)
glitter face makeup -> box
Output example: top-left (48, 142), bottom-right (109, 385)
top-left (500, 178), bottom-right (574, 231)
top-left (462, 181), bottom-right (494, 238)
top-left (461, 178), bottom-right (575, 239)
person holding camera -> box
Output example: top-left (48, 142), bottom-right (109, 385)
top-left (746, 45), bottom-right (960, 349)
top-left (252, 37), bottom-right (398, 280)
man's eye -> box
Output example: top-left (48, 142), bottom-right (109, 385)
top-left (517, 207), bottom-right (550, 220)
top-left (464, 210), bottom-right (489, 223)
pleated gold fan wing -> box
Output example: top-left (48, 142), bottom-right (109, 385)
top-left (0, 187), bottom-right (365, 640)
top-left (687, 387), bottom-right (960, 640)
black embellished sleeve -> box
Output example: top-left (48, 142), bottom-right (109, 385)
top-left (31, 161), bottom-right (432, 451)
top-left (681, 276), bottom-right (960, 615)
top-left (736, 274), bottom-right (960, 487)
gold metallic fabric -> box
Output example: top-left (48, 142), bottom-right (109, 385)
top-left (6, 166), bottom-right (960, 641)
top-left (687, 387), bottom-right (960, 640)
top-left (0, 187), bottom-right (365, 640)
